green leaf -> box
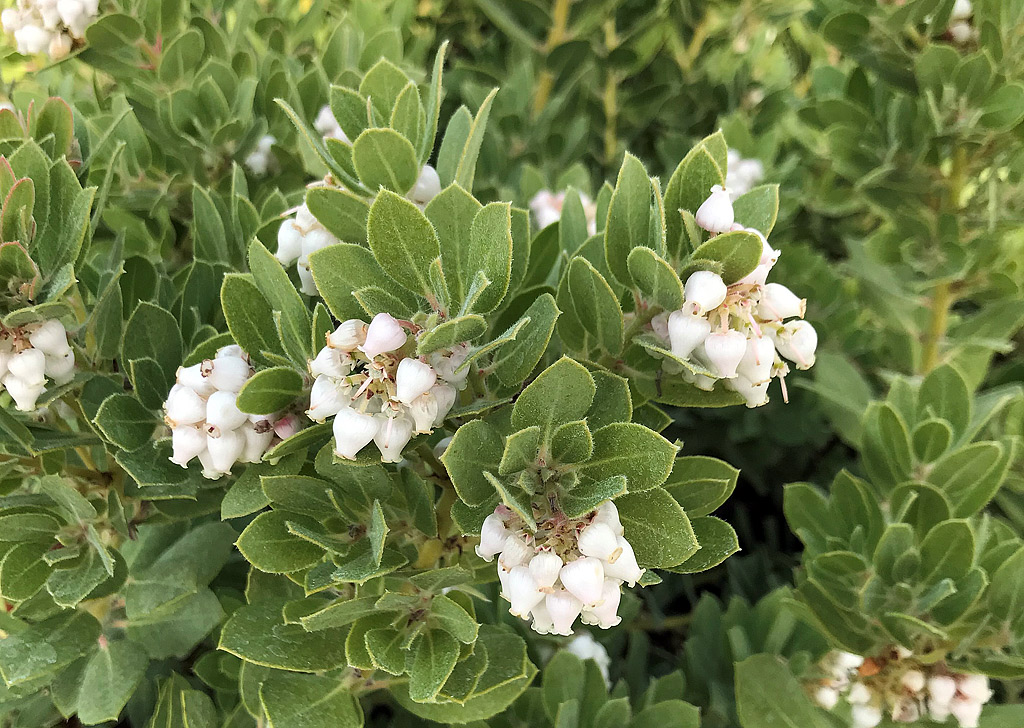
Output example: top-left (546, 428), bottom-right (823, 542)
top-left (236, 367), bottom-right (304, 415)
top-left (430, 594), bottom-right (479, 644)
top-left (418, 315), bottom-right (487, 355)
top-left (122, 301), bottom-right (182, 392)
top-left (259, 672), bottom-right (364, 728)
top-left (980, 82), bottom-right (1024, 130)
top-left (731, 184), bottom-right (779, 237)
top-left (490, 293), bottom-right (561, 387)
top-left (310, 242), bottom-right (419, 321)
top-left (581, 423), bottom-right (677, 491)
top-left (568, 257), bottom-right (624, 355)
top-left (689, 230), bottom-right (762, 284)
top-left (604, 153), bottom-right (653, 286)
top-left (627, 247), bottom-right (684, 310)
top-left (464, 202), bottom-right (514, 314)
top-left (919, 519), bottom-right (973, 583)
top-left (236, 512), bottom-right (325, 574)
top-left (734, 654), bottom-right (829, 728)
top-left (615, 488), bottom-right (698, 568)
top-left (560, 475), bottom-right (628, 518)
top-left (917, 364), bottom-right (971, 438)
top-left (551, 419), bottom-right (593, 465)
top-left (249, 239), bottom-right (311, 364)
top-left (498, 426), bottom-right (541, 475)
top-left (442, 419), bottom-right (504, 506)
top-left (663, 455), bottom-right (738, 518)
top-left (221, 274), bottom-right (285, 363)
top-left (75, 640), bottom-right (149, 725)
top-left (0, 611), bottom-right (101, 686)
top-left (352, 128), bottom-right (420, 194)
top-left (926, 441), bottom-right (1010, 517)
top-left (408, 629), bottom-right (460, 703)
top-left (665, 516), bottom-right (739, 573)
top-left (306, 186), bottom-right (370, 244)
top-left (219, 602), bottom-right (350, 672)
top-left (664, 143), bottom-right (724, 257)
top-left (511, 357), bottom-right (596, 443)
top-left (93, 394), bottom-right (157, 451)
top-left (442, 89), bottom-right (498, 190)
top-left (300, 595), bottom-right (386, 632)
top-left (366, 189), bottom-right (439, 298)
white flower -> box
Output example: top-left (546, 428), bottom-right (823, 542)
top-left (408, 165), bottom-right (441, 207)
top-left (929, 699), bottom-right (952, 722)
top-left (566, 632), bottom-right (611, 686)
top-left (307, 375), bottom-right (349, 422)
top-left (44, 350), bottom-right (75, 384)
top-left (28, 320), bottom-right (69, 356)
top-left (408, 392), bottom-right (439, 433)
top-left (165, 384), bottom-right (206, 426)
top-left (499, 534), bottom-right (532, 571)
top-left (951, 0), bottom-right (972, 21)
top-left (901, 669), bottom-right (926, 693)
top-left (171, 426), bottom-right (206, 467)
top-left (176, 363), bottom-right (215, 397)
top-left (770, 320), bottom-right (817, 370)
top-left (476, 513), bottom-right (510, 561)
top-left (430, 383), bottom-right (457, 425)
top-left (528, 550), bottom-right (563, 589)
top-left (395, 358), bottom-right (437, 404)
top-left (297, 261), bottom-right (317, 296)
top-left (850, 704), bottom-right (882, 728)
top-left (309, 346), bottom-right (350, 379)
top-left (695, 185), bottom-right (735, 233)
top-left (3, 373), bottom-right (45, 411)
top-left (683, 270), bottom-right (728, 314)
top-left (593, 501), bottom-right (623, 536)
top-left (835, 652), bottom-right (865, 671)
top-left (736, 335), bottom-right (776, 385)
top-left (207, 355), bottom-right (251, 392)
top-left (949, 21), bottom-right (973, 42)
top-left (1, 8), bottom-right (22, 31)
top-left (16, 25), bottom-right (52, 54)
top-left (725, 375), bottom-right (770, 408)
top-left (8, 348), bottom-right (45, 385)
top-left (529, 190), bottom-right (563, 230)
top-left (958, 674), bottom-right (991, 702)
top-left (928, 675), bottom-right (957, 704)
top-left (580, 579), bottom-right (622, 629)
top-left (206, 428), bottom-right (245, 476)
top-left (205, 390), bottom-right (248, 431)
top-left (848, 682), bottom-right (872, 704)
top-left (360, 313), bottom-right (407, 358)
top-left (506, 566), bottom-right (545, 617)
top-left (759, 283), bottom-right (806, 320)
top-left (274, 414), bottom-right (301, 439)
top-left (332, 406), bottom-right (379, 459)
top-left (577, 523), bottom-right (621, 562)
top-left (814, 686), bottom-right (839, 710)
top-left (373, 414), bottom-right (414, 463)
top-left (703, 330), bottom-right (747, 378)
top-left (530, 600), bottom-right (555, 635)
top-left (950, 697), bottom-right (983, 728)
top-left (241, 423), bottom-right (274, 463)
top-left (559, 557), bottom-right (605, 607)
top-left (603, 536), bottom-right (643, 586)
top-left (328, 319), bottom-right (367, 351)
top-left (667, 310), bottom-right (711, 359)
top-left (276, 219), bottom-right (304, 265)
top-left (546, 589), bottom-right (584, 636)
top-left (314, 104), bottom-right (348, 142)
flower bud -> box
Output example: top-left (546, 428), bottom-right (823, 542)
top-left (667, 310), bottom-right (711, 359)
top-left (559, 557), bottom-right (605, 607)
top-left (274, 414), bottom-right (301, 439)
top-left (176, 363), bottom-right (215, 397)
top-left (44, 350), bottom-right (75, 385)
top-left (276, 219), bottom-right (303, 265)
top-left (309, 346), bottom-right (350, 379)
top-left (603, 536), bottom-right (643, 586)
top-left (928, 699), bottom-right (952, 722)
top-left (476, 513), bottom-right (510, 562)
top-left (307, 375), bottom-right (349, 422)
top-left (360, 313), bottom-right (407, 358)
top-left (949, 698), bottom-right (982, 728)
top-left (736, 262), bottom-right (770, 288)
top-left (959, 674), bottom-right (991, 702)
top-left (580, 579), bottom-right (622, 629)
top-left (408, 392), bottom-right (439, 434)
top-left (170, 426), bottom-right (206, 467)
top-left (506, 566), bottom-right (544, 617)
top-left (8, 348), bottom-right (45, 385)
top-left (28, 320), bottom-right (69, 356)
top-left (395, 358), bottom-right (437, 405)
top-left (848, 682), bottom-right (871, 704)
top-left (530, 600), bottom-right (555, 635)
top-left (373, 414), bottom-right (414, 463)
top-left (694, 185), bottom-right (735, 233)
top-left (736, 335), bottom-right (776, 385)
top-left (726, 375), bottom-right (769, 408)
top-left (759, 283), bottom-right (806, 320)
top-left (577, 523), bottom-right (621, 562)
top-left (771, 320), bottom-right (817, 370)
top-left (593, 501), bottom-right (624, 536)
top-left (165, 384), bottom-right (206, 426)
top-left (901, 669), bottom-right (926, 694)
top-left (332, 406), bottom-right (379, 459)
top-left (297, 261), bottom-right (317, 296)
top-left (301, 228), bottom-right (337, 258)
top-left (408, 164), bottom-right (441, 207)
top-left (205, 390), bottom-right (248, 431)
top-left (3, 373), bottom-right (45, 411)
top-left (835, 652), bottom-right (864, 671)
top-left (546, 589), bottom-right (584, 636)
top-left (208, 356), bottom-right (251, 392)
top-left (851, 704), bottom-right (881, 728)
top-left (928, 675), bottom-right (956, 704)
top-left (951, 0), bottom-right (972, 21)
top-left (17, 25), bottom-right (52, 54)
top-left (206, 428), bottom-right (245, 475)
top-left (1, 8), bottom-right (22, 31)
top-left (683, 270), bottom-right (728, 314)
top-left (814, 686), bottom-right (839, 710)
top-left (703, 330), bottom-right (747, 378)
top-left (429, 344), bottom-right (470, 386)
top-left (499, 534), bottom-right (532, 571)
top-left (528, 550), bottom-right (563, 589)
top-left (241, 424), bottom-right (274, 463)
top-left (430, 384), bottom-right (457, 426)
top-left (328, 319), bottom-right (367, 351)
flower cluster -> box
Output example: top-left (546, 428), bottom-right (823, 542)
top-left (276, 200), bottom-right (341, 295)
top-left (243, 134), bottom-right (276, 176)
top-left (164, 346), bottom-right (293, 479)
top-left (0, 320), bottom-right (75, 411)
top-left (306, 313), bottom-right (467, 463)
top-left (948, 0), bottom-right (976, 44)
top-left (1, 0), bottom-right (97, 58)
top-left (725, 149), bottom-right (764, 197)
top-left (477, 500), bottom-right (644, 636)
top-left (649, 185), bottom-right (816, 407)
top-left (528, 189), bottom-right (597, 235)
top-left (314, 104), bottom-right (348, 142)
top-left (812, 650), bottom-right (993, 728)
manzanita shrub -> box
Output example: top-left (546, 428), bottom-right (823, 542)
top-left (0, 1), bottom-right (1022, 727)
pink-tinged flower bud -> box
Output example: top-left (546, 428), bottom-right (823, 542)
top-left (165, 384), bottom-right (206, 426)
top-left (205, 391), bottom-right (248, 431)
top-left (580, 579), bottom-right (622, 629)
top-left (736, 262), bottom-right (770, 288)
top-left (546, 589), bottom-right (584, 636)
top-left (928, 676), bottom-right (956, 704)
top-left (759, 283), bottom-right (806, 321)
top-left (395, 358), bottom-right (437, 405)
top-left (650, 312), bottom-right (669, 342)
top-left (529, 550), bottom-right (563, 589)
top-left (683, 270), bottom-right (728, 314)
top-left (668, 310), bottom-right (711, 359)
top-left (170, 426), bottom-right (206, 467)
top-left (240, 423), bottom-right (274, 463)
top-left (360, 313), bottom-right (407, 358)
top-left (559, 557), bottom-right (605, 607)
top-left (851, 704), bottom-right (881, 728)
top-left (736, 335), bottom-right (776, 385)
top-left (3, 374), bottom-right (45, 411)
top-left (530, 600), bottom-right (555, 635)
top-left (373, 414), bottom-right (413, 463)
top-left (309, 346), bottom-right (350, 379)
top-left (208, 356), bottom-right (251, 392)
top-left (8, 348), bottom-right (45, 385)
top-left (814, 686), bottom-right (839, 710)
top-left (206, 428), bottom-right (245, 475)
top-left (593, 501), bottom-right (624, 536)
top-left (959, 674), bottom-right (991, 702)
top-left (726, 375), bottom-right (770, 408)
top-left (274, 414), bottom-right (301, 439)
top-left (476, 513), bottom-right (510, 562)
top-left (301, 228), bottom-right (338, 258)
top-left (408, 392), bottom-right (439, 434)
top-left (408, 164), bottom-right (441, 207)
top-left (28, 320), bottom-right (69, 356)
top-left (577, 523), bottom-right (621, 562)
top-left (332, 407), bottom-right (379, 460)
top-left (901, 670), bottom-right (926, 694)
top-left (176, 363), bottom-right (215, 396)
top-left (499, 535), bottom-right (532, 571)
top-left (276, 219), bottom-right (303, 265)
top-left (506, 565), bottom-right (545, 617)
top-left (771, 320), bottom-right (817, 370)
top-left (603, 536), bottom-right (644, 586)
top-left (307, 375), bottom-right (350, 423)
top-left (703, 330), bottom-right (747, 378)
top-left (695, 185), bottom-right (735, 233)
top-left (430, 384), bottom-right (457, 426)
top-left (328, 319), bottom-right (367, 351)
top-left (44, 350), bottom-right (75, 385)
top-left (950, 698), bottom-right (982, 728)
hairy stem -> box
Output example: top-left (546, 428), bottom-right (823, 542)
top-left (532, 0), bottom-right (572, 117)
